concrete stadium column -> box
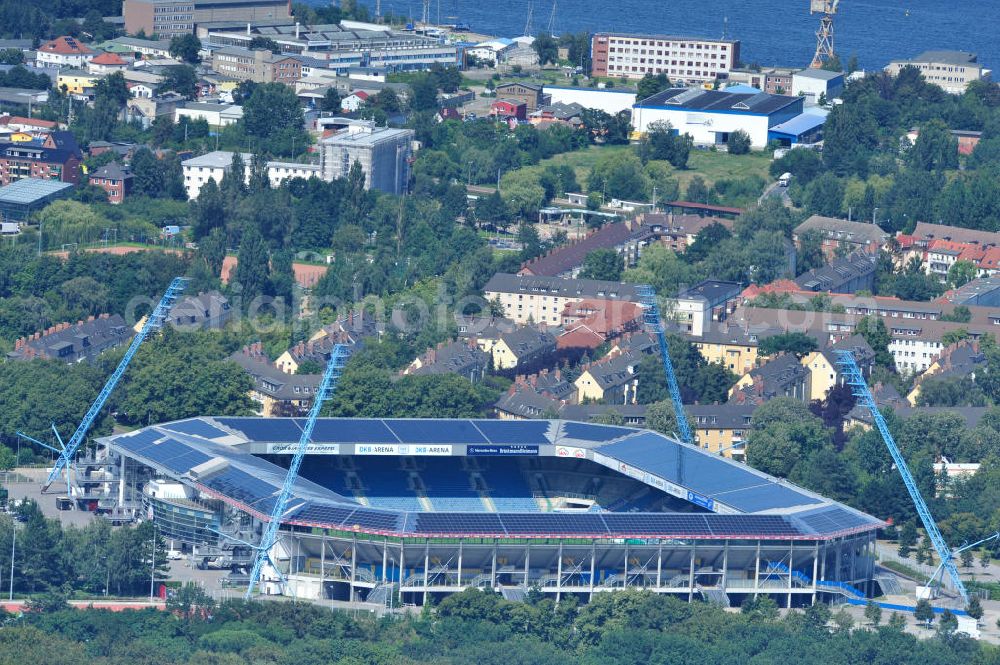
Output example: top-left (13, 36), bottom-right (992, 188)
top-left (721, 540), bottom-right (729, 593)
top-left (381, 539), bottom-right (388, 585)
top-left (835, 540), bottom-right (842, 586)
top-left (588, 542), bottom-right (596, 602)
top-left (524, 542), bottom-right (531, 589)
top-left (491, 542), bottom-right (497, 589)
top-left (399, 543), bottom-right (406, 599)
top-left (811, 541), bottom-right (819, 605)
top-left (787, 542), bottom-right (794, 608)
top-left (556, 541), bottom-right (563, 602)
top-left (688, 542), bottom-right (696, 602)
top-left (457, 542), bottom-right (463, 588)
top-left (350, 535), bottom-right (358, 602)
top-left (820, 541), bottom-right (827, 582)
top-left (118, 455), bottom-right (126, 505)
top-left (422, 543), bottom-right (430, 606)
top-left (753, 541), bottom-right (762, 598)
top-left (656, 543), bottom-right (663, 589)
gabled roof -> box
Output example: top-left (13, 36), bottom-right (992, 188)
top-left (39, 36), bottom-right (94, 56)
top-left (519, 222), bottom-right (636, 276)
top-left (8, 314), bottom-right (131, 362)
top-left (499, 327), bottom-right (557, 359)
top-left (89, 162), bottom-right (132, 181)
top-left (90, 52), bottom-right (127, 66)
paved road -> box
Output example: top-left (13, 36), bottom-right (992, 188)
top-left (760, 181), bottom-right (792, 207)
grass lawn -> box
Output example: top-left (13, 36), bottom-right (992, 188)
top-left (537, 144), bottom-right (773, 199)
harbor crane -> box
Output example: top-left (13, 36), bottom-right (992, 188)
top-left (809, 0), bottom-right (840, 69)
top-left (19, 277), bottom-right (190, 496)
top-left (241, 343), bottom-right (352, 599)
top-left (836, 349), bottom-right (970, 604)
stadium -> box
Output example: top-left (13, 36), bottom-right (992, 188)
top-left (99, 416), bottom-right (883, 607)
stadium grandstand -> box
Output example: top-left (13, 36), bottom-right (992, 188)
top-left (98, 417), bottom-right (882, 607)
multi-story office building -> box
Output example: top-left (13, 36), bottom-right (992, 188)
top-left (181, 151), bottom-right (320, 199)
top-left (318, 122), bottom-right (413, 195)
top-left (591, 33), bottom-right (740, 84)
top-left (886, 50), bottom-right (991, 95)
top-left (123, 0), bottom-right (291, 38)
top-left (211, 47), bottom-right (303, 84)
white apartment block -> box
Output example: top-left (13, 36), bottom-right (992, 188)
top-left (591, 33), bottom-right (740, 84)
top-left (181, 151), bottom-right (320, 199)
top-left (483, 273), bottom-right (642, 327)
top-left (886, 50), bottom-right (991, 95)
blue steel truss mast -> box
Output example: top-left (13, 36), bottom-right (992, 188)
top-left (19, 277), bottom-right (190, 494)
top-left (636, 285), bottom-right (693, 445)
top-left (836, 349), bottom-right (969, 604)
top-left (244, 343), bottom-right (351, 599)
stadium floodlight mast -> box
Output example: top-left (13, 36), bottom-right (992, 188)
top-left (17, 277), bottom-right (190, 498)
top-left (236, 343), bottom-right (352, 600)
top-left (837, 348), bottom-right (971, 604)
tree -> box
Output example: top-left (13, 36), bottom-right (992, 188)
top-left (940, 305), bottom-right (972, 323)
top-left (947, 260), bottom-right (978, 289)
top-left (856, 315), bottom-right (894, 368)
top-left (980, 548), bottom-right (991, 569)
top-left (805, 172), bottom-right (845, 217)
top-left (319, 87), bottom-right (342, 113)
top-left (966, 595), bottom-right (984, 621)
top-left (636, 72), bottom-right (671, 100)
top-left (937, 609), bottom-right (958, 636)
top-left (579, 248), bottom-right (624, 281)
top-left (645, 400), bottom-right (678, 437)
top-left (864, 599), bottom-right (882, 626)
top-left (242, 82), bottom-right (307, 155)
top-left (914, 598), bottom-right (934, 626)
top-left (898, 520), bottom-right (918, 558)
top-left (409, 74), bottom-right (439, 112)
top-left (758, 332), bottom-right (818, 358)
top-left (745, 398), bottom-right (832, 477)
top-left (130, 148), bottom-right (164, 198)
top-left (198, 227), bottom-right (227, 278)
top-left (169, 34), bottom-right (202, 64)
top-left (769, 146), bottom-right (825, 185)
top-left (234, 224), bottom-right (270, 304)
top-left (588, 152), bottom-right (649, 201)
top-left (221, 152), bottom-right (247, 198)
top-left (727, 130), bottom-right (751, 155)
top-left (685, 176), bottom-right (710, 204)
top-left (910, 119), bottom-right (959, 171)
top-left (161, 64), bottom-right (197, 97)
top-left (532, 32), bottom-right (558, 65)
top-left (248, 36), bottom-right (281, 53)
top-left (797, 229), bottom-right (825, 274)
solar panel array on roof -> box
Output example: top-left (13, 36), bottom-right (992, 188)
top-left (117, 430), bottom-right (213, 474)
top-left (562, 421), bottom-right (633, 442)
top-left (414, 512), bottom-right (505, 534)
top-left (389, 419), bottom-right (489, 444)
top-left (599, 432), bottom-right (822, 513)
top-left (219, 418), bottom-right (303, 441)
top-left (161, 419), bottom-right (230, 440)
top-left (794, 507), bottom-right (877, 534)
top-left (474, 420), bottom-right (550, 444)
top-left (310, 419), bottom-right (398, 443)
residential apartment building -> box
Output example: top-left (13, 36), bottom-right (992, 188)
top-left (793, 251), bottom-right (877, 294)
top-left (181, 150), bottom-right (320, 199)
top-left (229, 344), bottom-right (321, 417)
top-left (174, 101), bottom-right (243, 127)
top-left (484, 273), bottom-right (643, 327)
top-left (404, 339), bottom-right (491, 383)
top-left (691, 322), bottom-right (760, 375)
top-left (8, 315), bottom-right (132, 363)
top-left (687, 403), bottom-right (756, 459)
top-left (729, 353), bottom-right (811, 404)
top-left (36, 37), bottom-right (94, 69)
top-left (318, 122), bottom-right (413, 195)
top-left (800, 336), bottom-right (875, 402)
top-left (793, 215), bottom-right (889, 259)
top-left (123, 0), bottom-right (291, 39)
top-left (211, 47), bottom-right (302, 84)
top-left (886, 50), bottom-right (991, 95)
top-left (88, 162), bottom-right (133, 203)
top-left (673, 279), bottom-right (741, 337)
top-left (0, 142), bottom-right (81, 185)
top-left (490, 327), bottom-right (557, 372)
top-left (574, 352), bottom-right (640, 405)
top-left (591, 33), bottom-right (740, 84)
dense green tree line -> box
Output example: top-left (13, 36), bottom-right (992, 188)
top-left (0, 586), bottom-right (991, 664)
top-left (775, 68), bottom-right (1000, 232)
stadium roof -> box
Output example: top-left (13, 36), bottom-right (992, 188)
top-left (102, 417), bottom-right (882, 540)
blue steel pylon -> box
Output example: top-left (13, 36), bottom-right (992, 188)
top-left (17, 277), bottom-right (190, 494)
top-left (636, 285), bottom-right (693, 445)
top-left (836, 349), bottom-right (969, 604)
top-left (243, 343), bottom-right (352, 599)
